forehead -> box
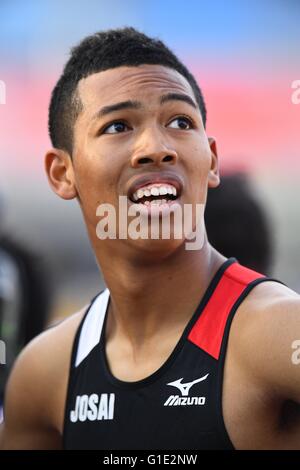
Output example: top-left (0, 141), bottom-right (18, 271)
top-left (77, 64), bottom-right (196, 114)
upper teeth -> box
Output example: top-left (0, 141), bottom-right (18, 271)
top-left (132, 184), bottom-right (177, 202)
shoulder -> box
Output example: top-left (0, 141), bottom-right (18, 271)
top-left (14, 304), bottom-right (87, 389)
top-left (1, 303), bottom-right (88, 449)
top-left (230, 279), bottom-right (300, 401)
top-left (232, 280), bottom-right (300, 346)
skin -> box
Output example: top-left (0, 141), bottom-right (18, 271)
top-left (1, 64), bottom-right (300, 449)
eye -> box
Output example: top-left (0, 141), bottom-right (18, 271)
top-left (102, 121), bottom-right (129, 134)
top-left (100, 116), bottom-right (194, 135)
top-left (168, 116), bottom-right (193, 130)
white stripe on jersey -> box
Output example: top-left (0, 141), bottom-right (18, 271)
top-left (75, 289), bottom-right (110, 367)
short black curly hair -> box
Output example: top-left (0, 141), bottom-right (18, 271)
top-left (48, 26), bottom-right (207, 155)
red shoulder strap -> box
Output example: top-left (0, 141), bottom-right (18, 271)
top-left (188, 262), bottom-right (265, 360)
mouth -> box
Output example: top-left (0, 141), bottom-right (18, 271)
top-left (127, 174), bottom-right (183, 208)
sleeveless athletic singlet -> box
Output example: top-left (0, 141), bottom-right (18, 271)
top-left (63, 258), bottom-right (282, 449)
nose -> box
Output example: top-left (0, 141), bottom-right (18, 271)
top-left (130, 127), bottom-right (178, 168)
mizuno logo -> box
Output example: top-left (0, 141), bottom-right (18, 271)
top-left (163, 374), bottom-right (209, 407)
top-left (164, 395), bottom-right (206, 406)
top-left (167, 373), bottom-right (209, 396)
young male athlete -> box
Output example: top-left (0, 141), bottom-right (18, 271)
top-left (1, 27), bottom-right (300, 450)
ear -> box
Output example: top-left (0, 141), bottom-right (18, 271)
top-left (45, 148), bottom-right (77, 200)
top-left (207, 137), bottom-right (220, 189)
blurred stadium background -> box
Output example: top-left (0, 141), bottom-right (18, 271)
top-left (0, 0), bottom-right (299, 322)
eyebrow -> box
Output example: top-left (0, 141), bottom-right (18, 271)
top-left (91, 92), bottom-right (197, 121)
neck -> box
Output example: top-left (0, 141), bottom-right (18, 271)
top-left (96, 238), bottom-right (226, 353)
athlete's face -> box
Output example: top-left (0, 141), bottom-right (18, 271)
top-left (46, 64), bottom-right (219, 256)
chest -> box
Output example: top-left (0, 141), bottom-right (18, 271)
top-left (62, 335), bottom-right (231, 449)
